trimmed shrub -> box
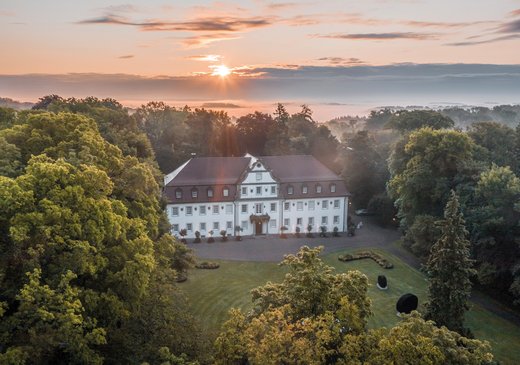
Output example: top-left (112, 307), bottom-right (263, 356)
top-left (220, 230), bottom-right (228, 242)
top-left (333, 226), bottom-right (340, 237)
top-left (338, 251), bottom-right (393, 269)
top-left (193, 231), bottom-right (201, 244)
top-left (195, 261), bottom-right (220, 269)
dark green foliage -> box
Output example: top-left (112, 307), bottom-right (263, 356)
top-left (425, 191), bottom-right (475, 334)
top-left (367, 192), bottom-right (397, 227)
top-left (340, 131), bottom-right (388, 207)
top-left (0, 107), bottom-right (206, 363)
top-left (386, 110), bottom-right (454, 133)
top-left (403, 215), bottom-right (441, 258)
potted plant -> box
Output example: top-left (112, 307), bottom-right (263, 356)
top-left (306, 224), bottom-right (313, 238)
top-left (347, 223), bottom-right (356, 237)
top-left (280, 226), bottom-right (288, 239)
top-left (234, 225), bottom-right (243, 241)
top-left (207, 230), bottom-right (215, 243)
top-left (193, 230), bottom-right (201, 243)
top-left (319, 226), bottom-right (327, 238)
top-left (179, 228), bottom-right (187, 244)
top-left (295, 226), bottom-right (301, 238)
top-left (220, 229), bottom-right (228, 242)
top-left (333, 226), bottom-right (340, 237)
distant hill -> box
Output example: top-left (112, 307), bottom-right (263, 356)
top-left (0, 97), bottom-right (34, 110)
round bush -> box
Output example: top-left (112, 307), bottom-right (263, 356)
top-left (396, 293), bottom-right (418, 314)
top-left (377, 275), bottom-right (387, 289)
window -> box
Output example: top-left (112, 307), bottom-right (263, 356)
top-left (255, 203), bottom-right (262, 214)
top-left (256, 186), bottom-right (261, 195)
top-left (284, 202), bottom-right (290, 211)
top-left (213, 222), bottom-right (219, 230)
top-left (256, 172), bottom-right (262, 181)
top-left (200, 222), bottom-right (206, 231)
top-left (241, 220), bottom-right (248, 230)
top-left (187, 223), bottom-right (193, 231)
top-left (225, 204), bottom-right (233, 214)
top-left (308, 217), bottom-right (314, 226)
top-left (271, 186), bottom-right (276, 194)
top-left (287, 185), bottom-right (294, 195)
top-left (330, 184), bottom-right (336, 193)
top-left (270, 219), bottom-right (277, 228)
top-left (186, 206), bottom-right (193, 215)
top-left (207, 188), bottom-right (213, 198)
top-left (171, 207), bottom-right (179, 216)
top-left (284, 218), bottom-right (290, 227)
top-left (333, 216), bottom-right (340, 224)
top-left (316, 185), bottom-right (322, 193)
top-left (334, 200), bottom-right (340, 208)
top-left (297, 202), bottom-right (303, 211)
top-left (226, 221), bottom-right (232, 229)
top-left (321, 216), bottom-right (328, 224)
top-left (223, 187), bottom-right (229, 197)
top-left (297, 218), bottom-right (303, 226)
top-left (322, 200), bottom-right (328, 209)
top-left (212, 205), bottom-right (219, 214)
top-left (302, 185), bottom-right (308, 194)
top-left (172, 224), bottom-right (179, 232)
top-left (200, 205), bottom-right (206, 215)
top-left (241, 204), bottom-right (248, 213)
top-left (175, 189), bottom-right (182, 199)
top-left (242, 187), bottom-right (247, 195)
top-left (270, 203), bottom-right (277, 212)
top-left (191, 188), bottom-right (198, 198)
top-left (308, 201), bottom-right (315, 210)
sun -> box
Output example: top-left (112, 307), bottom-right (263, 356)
top-left (212, 64), bottom-right (231, 77)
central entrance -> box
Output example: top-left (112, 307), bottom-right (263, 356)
top-left (255, 221), bottom-right (263, 235)
top-left (250, 214), bottom-right (270, 236)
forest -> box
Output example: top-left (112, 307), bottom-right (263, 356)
top-left (1, 95), bottom-right (519, 364)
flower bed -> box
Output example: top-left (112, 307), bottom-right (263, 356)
top-left (195, 261), bottom-right (220, 269)
top-left (338, 251), bottom-right (394, 269)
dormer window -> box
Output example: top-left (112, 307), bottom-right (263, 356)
top-left (330, 184), bottom-right (336, 193)
top-left (191, 188), bottom-right (198, 198)
top-left (256, 172), bottom-right (262, 181)
top-left (316, 184), bottom-right (322, 194)
top-left (207, 188), bottom-right (213, 198)
top-left (302, 185), bottom-right (308, 194)
top-left (288, 185), bottom-right (294, 195)
top-left (223, 187), bottom-right (229, 197)
top-left (175, 189), bottom-right (182, 199)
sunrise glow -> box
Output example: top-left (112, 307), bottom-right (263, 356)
top-left (212, 65), bottom-right (231, 77)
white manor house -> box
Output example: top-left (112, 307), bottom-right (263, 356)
top-left (164, 154), bottom-right (350, 238)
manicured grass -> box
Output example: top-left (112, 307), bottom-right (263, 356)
top-left (180, 247), bottom-right (520, 364)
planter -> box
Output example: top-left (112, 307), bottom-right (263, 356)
top-left (195, 261), bottom-right (220, 269)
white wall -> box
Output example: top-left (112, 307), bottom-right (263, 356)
top-left (281, 197), bottom-right (347, 233)
top-left (167, 202), bottom-right (236, 239)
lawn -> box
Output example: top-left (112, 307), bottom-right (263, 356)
top-left (180, 247), bottom-right (520, 364)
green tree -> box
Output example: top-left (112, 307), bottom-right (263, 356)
top-left (425, 191), bottom-right (475, 334)
top-left (386, 110), bottom-right (454, 133)
top-left (468, 121), bottom-right (516, 168)
top-left (388, 127), bottom-right (475, 229)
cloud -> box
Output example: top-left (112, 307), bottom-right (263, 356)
top-left (186, 55), bottom-right (222, 62)
top-left (312, 32), bottom-right (438, 40)
top-left (446, 34), bottom-right (520, 46)
top-left (98, 4), bottom-right (139, 14)
top-left (0, 10), bottom-right (15, 16)
top-left (77, 14), bottom-right (274, 32)
top-left (200, 102), bottom-right (242, 108)
top-left (266, 2), bottom-right (305, 10)
top-left (499, 18), bottom-right (520, 33)
top-left (181, 33), bottom-right (241, 47)
top-left (317, 57), bottom-right (366, 65)
top-left (402, 20), bottom-right (494, 28)
top-left (118, 54), bottom-right (134, 59)
top-left (509, 9), bottom-right (520, 17)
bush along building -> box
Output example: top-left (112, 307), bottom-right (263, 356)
top-left (164, 154), bottom-right (350, 239)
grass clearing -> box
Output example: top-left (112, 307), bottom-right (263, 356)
top-left (180, 247), bottom-right (520, 364)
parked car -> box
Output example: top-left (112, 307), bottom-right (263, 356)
top-left (355, 208), bottom-right (374, 216)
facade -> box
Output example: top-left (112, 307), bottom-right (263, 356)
top-left (164, 154), bottom-right (350, 239)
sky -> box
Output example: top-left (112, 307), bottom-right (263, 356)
top-left (1, 0), bottom-right (520, 120)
